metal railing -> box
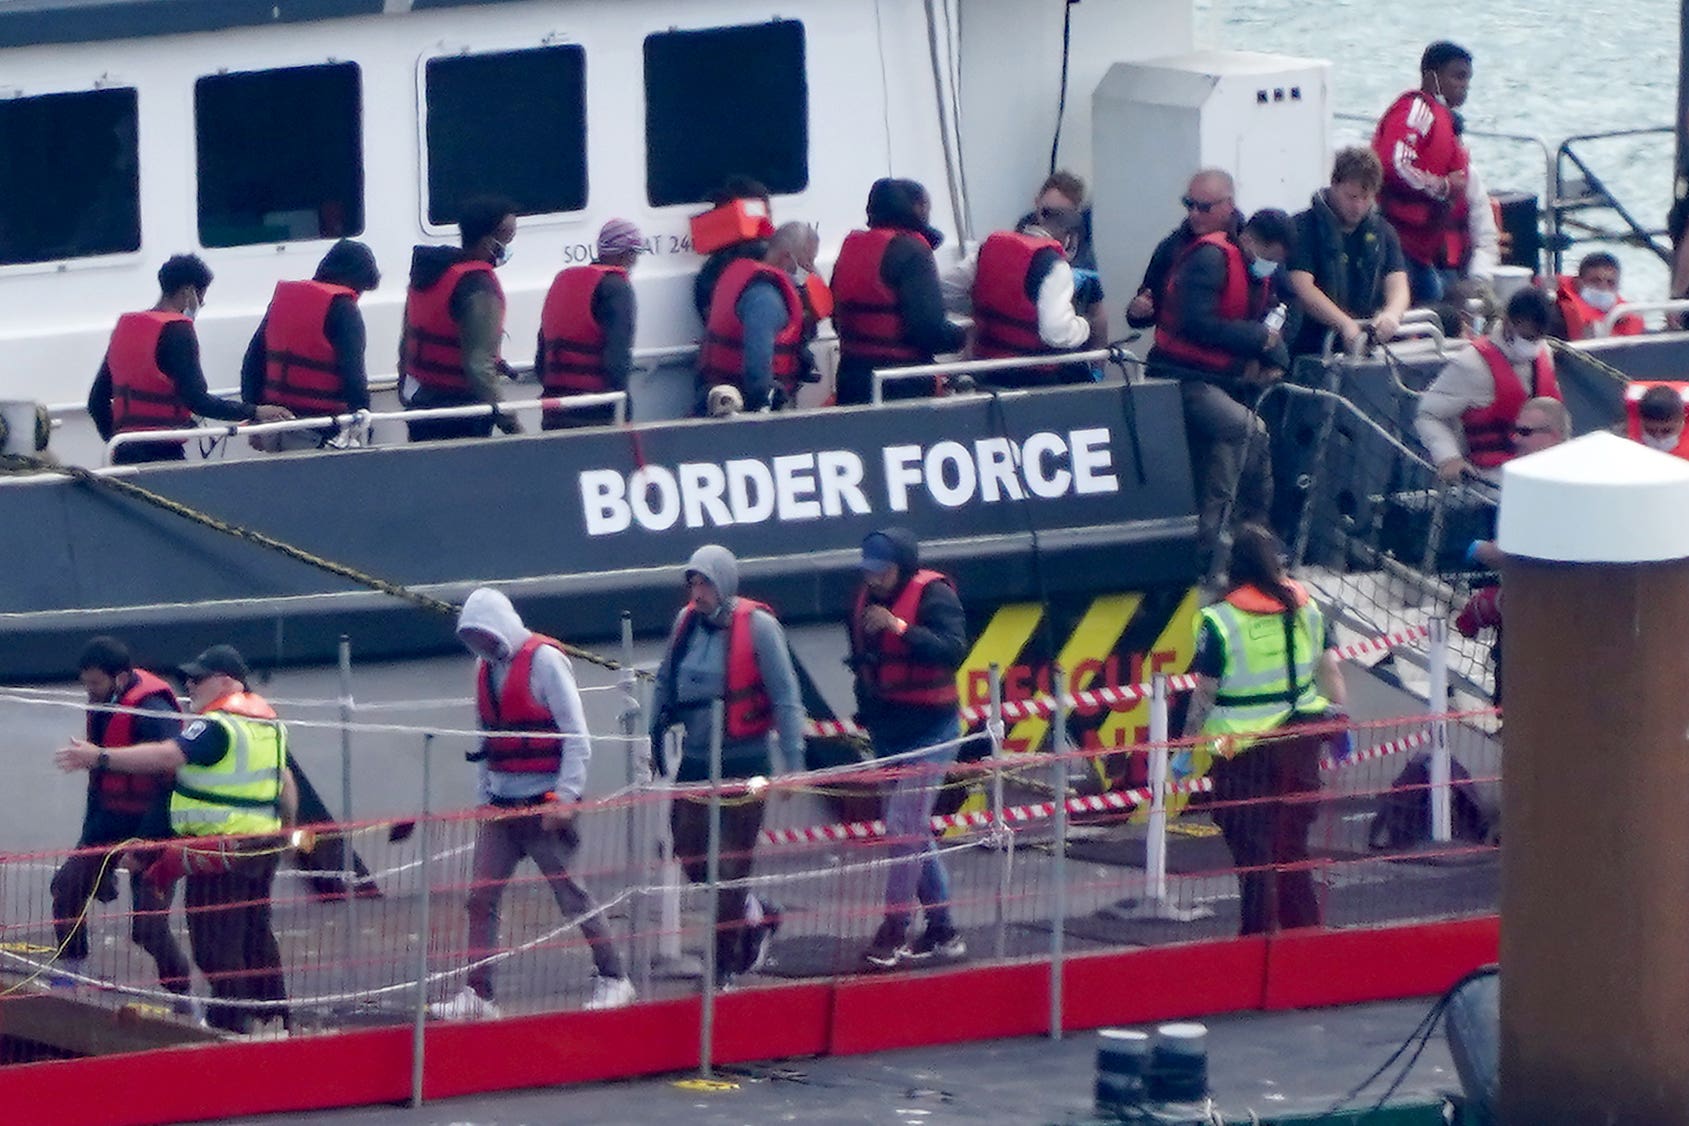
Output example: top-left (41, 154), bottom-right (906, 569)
top-left (1600, 298), bottom-right (1689, 334)
top-left (1320, 309), bottom-right (1452, 361)
top-left (870, 346), bottom-right (1140, 404)
top-left (103, 392), bottom-right (629, 464)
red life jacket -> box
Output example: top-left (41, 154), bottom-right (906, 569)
top-left (1373, 89), bottom-right (1471, 267)
top-left (261, 279), bottom-right (359, 415)
top-left (697, 259), bottom-right (805, 390)
top-left (1553, 275), bottom-right (1643, 340)
top-left (852, 570), bottom-right (961, 708)
top-left (1152, 232), bottom-right (1263, 375)
top-left (539, 264), bottom-right (627, 395)
top-left (1462, 337), bottom-right (1561, 468)
top-left (670, 599), bottom-right (776, 741)
top-left (972, 231), bottom-right (1065, 365)
top-left (402, 259), bottom-right (504, 393)
top-left (1624, 381), bottom-right (1689, 459)
top-left (474, 634), bottom-right (570, 775)
top-left (90, 669), bottom-right (181, 817)
top-left (831, 228), bottom-right (926, 366)
top-left (107, 311), bottom-right (194, 437)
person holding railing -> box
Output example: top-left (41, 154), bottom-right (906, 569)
top-left (1180, 524), bottom-right (1348, 936)
top-left (399, 196), bottom-right (522, 441)
top-left (1286, 147), bottom-right (1410, 357)
top-left (241, 239), bottom-right (381, 451)
top-left (88, 255), bottom-right (293, 465)
top-left (536, 219), bottom-right (645, 429)
top-left (848, 529), bottom-right (969, 968)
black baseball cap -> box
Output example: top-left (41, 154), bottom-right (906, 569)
top-left (179, 644), bottom-right (251, 685)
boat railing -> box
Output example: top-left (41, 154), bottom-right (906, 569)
top-left (1320, 308), bottom-right (1451, 363)
top-left (1600, 298), bottom-right (1689, 335)
top-left (102, 390), bottom-right (630, 465)
top-left (869, 346), bottom-right (1141, 404)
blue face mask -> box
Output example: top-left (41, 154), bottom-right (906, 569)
top-left (1249, 257), bottom-right (1279, 280)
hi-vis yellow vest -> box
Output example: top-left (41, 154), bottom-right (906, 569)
top-left (1198, 583), bottom-right (1330, 745)
top-left (171, 700), bottom-right (286, 838)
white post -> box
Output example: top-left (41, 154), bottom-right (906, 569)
top-left (1145, 674), bottom-right (1171, 902)
top-left (1428, 616), bottom-right (1453, 843)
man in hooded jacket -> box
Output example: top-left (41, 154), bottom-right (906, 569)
top-left (429, 588), bottom-right (635, 1020)
top-left (650, 545), bottom-right (805, 988)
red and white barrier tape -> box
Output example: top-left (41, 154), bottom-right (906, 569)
top-left (802, 622), bottom-right (1430, 739)
top-left (762, 726), bottom-right (1432, 847)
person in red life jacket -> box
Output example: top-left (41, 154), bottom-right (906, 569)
top-left (48, 636), bottom-right (195, 1012)
top-left (941, 219), bottom-right (1091, 387)
top-left (1372, 41), bottom-right (1474, 303)
top-left (1627, 384), bottom-right (1689, 459)
top-left (56, 644), bottom-right (299, 1036)
top-left (239, 239), bottom-right (381, 451)
top-left (697, 222), bottom-right (821, 413)
top-left (1551, 252), bottom-right (1645, 341)
top-left (428, 588), bottom-right (635, 1020)
top-left (1146, 208), bottom-right (1294, 578)
top-left (400, 195), bottom-right (522, 442)
top-left (849, 529), bottom-right (970, 968)
top-left (1416, 287), bottom-right (1562, 484)
top-left (535, 218), bottom-right (646, 431)
top-left (693, 175), bottom-right (777, 323)
top-left (650, 545), bottom-right (805, 990)
top-left (832, 178), bottom-right (966, 405)
top-left (88, 255), bottom-right (293, 466)
top-left (1126, 169), bottom-right (1241, 331)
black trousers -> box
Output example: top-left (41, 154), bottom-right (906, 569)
top-left (51, 846), bottom-right (191, 992)
top-left (184, 849), bottom-right (287, 1033)
top-left (1208, 725), bottom-right (1324, 936)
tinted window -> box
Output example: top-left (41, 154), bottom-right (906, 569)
top-left (195, 63), bottom-right (364, 248)
top-left (424, 46), bottom-right (587, 226)
top-left (0, 87), bottom-right (140, 266)
top-left (645, 21), bottom-right (809, 207)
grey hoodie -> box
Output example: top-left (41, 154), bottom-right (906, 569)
top-left (651, 545), bottom-right (806, 779)
top-left (456, 587), bottom-right (592, 803)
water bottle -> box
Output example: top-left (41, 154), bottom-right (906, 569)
top-left (1262, 302), bottom-right (1288, 334)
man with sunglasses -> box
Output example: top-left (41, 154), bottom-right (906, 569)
top-left (1126, 170), bottom-right (1240, 330)
top-left (1416, 288), bottom-right (1563, 485)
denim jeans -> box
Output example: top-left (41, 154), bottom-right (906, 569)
top-left (874, 715), bottom-right (963, 932)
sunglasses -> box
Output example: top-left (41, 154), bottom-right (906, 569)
top-left (1181, 196), bottom-right (1230, 214)
top-left (1512, 425), bottom-right (1550, 437)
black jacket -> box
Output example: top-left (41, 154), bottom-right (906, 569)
top-left (851, 528), bottom-right (968, 745)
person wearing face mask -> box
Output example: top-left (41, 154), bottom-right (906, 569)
top-left (1372, 41), bottom-right (1474, 304)
top-left (942, 217), bottom-right (1092, 386)
top-left (400, 195), bottom-right (522, 442)
top-left (1625, 384), bottom-right (1689, 459)
top-left (240, 239), bottom-right (381, 451)
top-left (831, 178), bottom-right (966, 405)
top-left (1127, 169), bottom-right (1242, 330)
top-left (1551, 252), bottom-right (1644, 341)
top-left (1415, 287), bottom-right (1563, 484)
top-left (1148, 208), bottom-right (1295, 576)
top-left (650, 545), bottom-right (805, 990)
top-left (697, 222), bottom-right (823, 412)
top-left (88, 255), bottom-right (293, 466)
top-left (1287, 147), bottom-right (1411, 356)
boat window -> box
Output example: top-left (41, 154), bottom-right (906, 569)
top-left (423, 45), bottom-right (588, 226)
top-left (644, 20), bottom-right (809, 207)
top-left (195, 62), bottom-right (364, 248)
top-left (0, 87), bottom-right (140, 267)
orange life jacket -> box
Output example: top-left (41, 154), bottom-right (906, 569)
top-left (107, 311), bottom-right (194, 437)
top-left (851, 570), bottom-right (961, 709)
top-left (670, 599), bottom-right (775, 741)
top-left (201, 691), bottom-right (279, 720)
top-left (402, 259), bottom-right (504, 393)
top-left (473, 634), bottom-right (569, 775)
top-left (1462, 337), bottom-right (1562, 468)
top-left (831, 228), bottom-right (926, 366)
top-left (1152, 233), bottom-right (1262, 375)
top-left (1553, 275), bottom-right (1644, 341)
top-left (1623, 381), bottom-right (1689, 459)
top-left (1374, 89), bottom-right (1471, 268)
top-left (90, 669), bottom-right (181, 817)
top-left (972, 230), bottom-right (1065, 364)
top-left (262, 279), bottom-right (359, 415)
top-left (538, 264), bottom-right (626, 396)
top-left (697, 259), bottom-right (805, 391)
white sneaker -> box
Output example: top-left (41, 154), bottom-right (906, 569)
top-left (428, 985), bottom-right (502, 1021)
top-left (585, 975), bottom-right (636, 1011)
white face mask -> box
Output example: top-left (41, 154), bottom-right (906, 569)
top-left (1500, 330), bottom-right (1539, 363)
top-left (1643, 431), bottom-right (1681, 452)
top-left (1579, 285), bottom-right (1618, 313)
top-left (1249, 257), bottom-right (1279, 280)
top-left (183, 291), bottom-right (201, 321)
top-left (490, 240), bottom-right (511, 268)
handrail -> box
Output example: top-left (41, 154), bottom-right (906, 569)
top-left (104, 391), bottom-right (629, 464)
top-left (1599, 299), bottom-right (1689, 334)
top-left (1320, 316), bottom-right (1449, 361)
top-left (870, 347), bottom-right (1135, 405)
